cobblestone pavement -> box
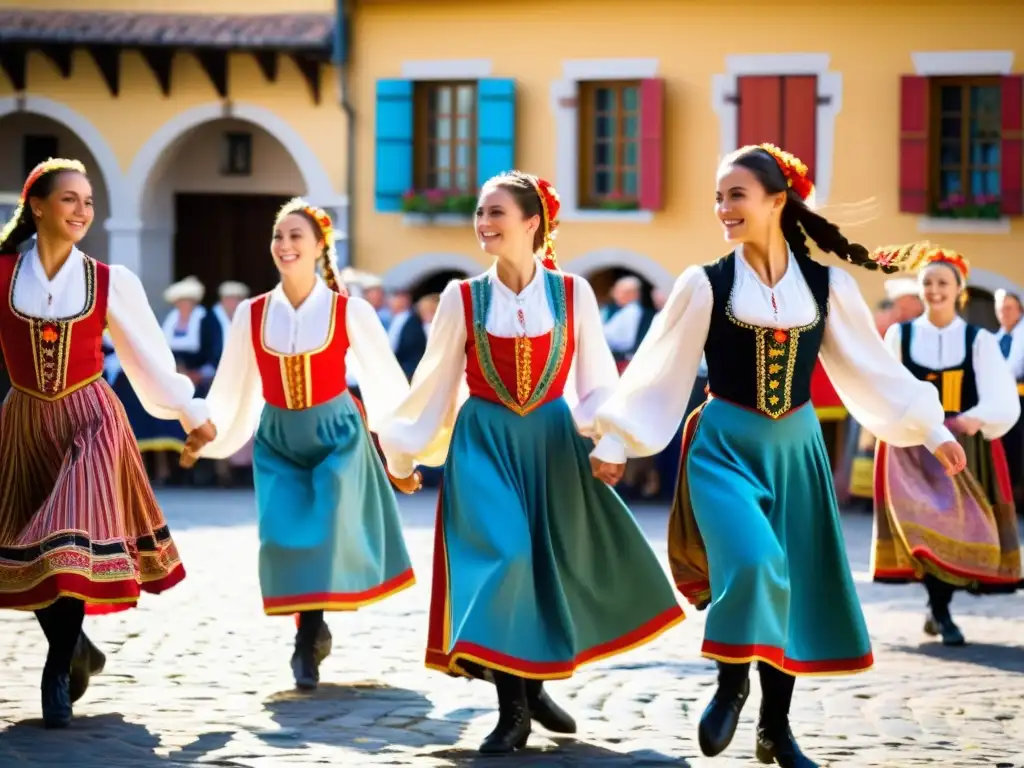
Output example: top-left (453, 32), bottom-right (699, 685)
top-left (2, 489), bottom-right (1023, 767)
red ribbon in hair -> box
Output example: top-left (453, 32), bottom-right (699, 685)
top-left (527, 176), bottom-right (561, 271)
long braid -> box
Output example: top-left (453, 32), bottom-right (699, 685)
top-left (0, 205), bottom-right (37, 256)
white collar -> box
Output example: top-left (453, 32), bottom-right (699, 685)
top-left (912, 314), bottom-right (965, 333)
top-left (27, 244), bottom-right (83, 291)
top-left (735, 244), bottom-right (797, 290)
top-left (487, 258), bottom-right (546, 302)
top-left (271, 276), bottom-right (330, 318)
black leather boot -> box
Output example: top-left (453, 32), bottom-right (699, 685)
top-left (698, 661), bottom-right (750, 756)
top-left (41, 664), bottom-right (72, 729)
top-left (525, 679), bottom-right (577, 734)
top-left (69, 631), bottom-right (106, 703)
top-left (755, 663), bottom-right (817, 767)
top-left (292, 611), bottom-right (326, 690)
top-left (923, 576), bottom-right (964, 646)
top-left (479, 671), bottom-right (531, 754)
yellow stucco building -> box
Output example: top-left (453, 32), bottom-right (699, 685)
top-left (1, 0), bottom-right (1023, 319)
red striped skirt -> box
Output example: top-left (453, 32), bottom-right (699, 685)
top-left (0, 380), bottom-right (185, 613)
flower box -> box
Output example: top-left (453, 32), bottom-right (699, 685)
top-left (931, 193), bottom-right (1002, 221)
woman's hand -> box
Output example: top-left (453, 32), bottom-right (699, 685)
top-left (180, 420), bottom-right (217, 468)
top-left (933, 440), bottom-right (967, 476)
top-left (950, 415), bottom-right (983, 436)
top-left (590, 457), bottom-right (626, 486)
top-left (390, 470), bottom-right (423, 495)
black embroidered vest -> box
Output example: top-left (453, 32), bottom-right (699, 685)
top-left (703, 252), bottom-right (830, 419)
top-left (899, 321), bottom-right (979, 416)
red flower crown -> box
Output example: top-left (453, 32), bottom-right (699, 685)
top-left (871, 241), bottom-right (970, 280)
top-left (526, 175), bottom-right (561, 270)
top-left (0, 158), bottom-right (87, 250)
top-left (758, 144), bottom-right (814, 201)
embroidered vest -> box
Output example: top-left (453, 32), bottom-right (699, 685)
top-left (249, 291), bottom-right (349, 410)
top-left (900, 321), bottom-right (979, 417)
top-left (460, 269), bottom-right (575, 416)
top-left (0, 253), bottom-right (108, 400)
top-left (703, 252), bottom-right (830, 419)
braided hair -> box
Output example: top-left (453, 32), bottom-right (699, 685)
top-left (273, 198), bottom-right (345, 294)
top-left (725, 146), bottom-right (896, 273)
top-left (0, 159), bottom-right (88, 256)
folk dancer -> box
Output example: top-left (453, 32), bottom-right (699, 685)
top-left (588, 145), bottom-right (967, 767)
top-left (872, 243), bottom-right (1022, 646)
top-left (0, 159), bottom-right (215, 727)
top-left (993, 288), bottom-right (1024, 504)
top-left (378, 171), bottom-right (685, 755)
top-left (180, 199), bottom-right (417, 690)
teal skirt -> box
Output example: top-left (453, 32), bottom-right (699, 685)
top-left (253, 391), bottom-right (414, 615)
top-left (425, 396), bottom-right (685, 679)
top-left (669, 398), bottom-right (872, 675)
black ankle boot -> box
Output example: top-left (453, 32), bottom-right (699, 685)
top-left (480, 671), bottom-right (531, 754)
top-left (41, 664), bottom-right (72, 729)
top-left (923, 577), bottom-right (964, 646)
top-left (69, 632), bottom-right (106, 704)
top-left (698, 661), bottom-right (750, 756)
top-left (291, 645), bottom-right (319, 690)
top-left (292, 612), bottom-right (327, 690)
top-left (525, 679), bottom-right (576, 734)
top-left (755, 663), bottom-right (817, 767)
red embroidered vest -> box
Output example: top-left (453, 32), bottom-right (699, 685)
top-left (461, 271), bottom-right (575, 416)
top-left (249, 290), bottom-right (350, 410)
top-left (0, 253), bottom-right (108, 400)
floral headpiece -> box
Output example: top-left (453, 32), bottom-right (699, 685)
top-left (871, 241), bottom-right (970, 281)
top-left (0, 158), bottom-right (87, 249)
top-left (757, 144), bottom-right (814, 202)
top-left (275, 198), bottom-right (347, 294)
top-left (526, 175), bottom-right (561, 270)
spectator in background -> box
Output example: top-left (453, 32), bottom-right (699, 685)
top-left (602, 276), bottom-right (643, 359)
top-left (417, 293), bottom-right (441, 336)
top-left (211, 281), bottom-right (252, 486)
top-left (994, 289), bottom-right (1024, 504)
top-left (884, 277), bottom-right (924, 325)
top-left (388, 289), bottom-right (428, 380)
top-left (362, 275), bottom-right (391, 329)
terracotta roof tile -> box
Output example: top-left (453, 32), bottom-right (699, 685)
top-left (0, 9), bottom-right (334, 51)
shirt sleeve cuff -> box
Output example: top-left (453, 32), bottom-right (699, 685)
top-left (590, 434), bottom-right (627, 464)
top-left (181, 399), bottom-right (210, 433)
top-left (924, 424), bottom-right (956, 454)
top-left (387, 456), bottom-right (416, 479)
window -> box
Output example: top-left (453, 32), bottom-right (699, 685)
top-left (413, 81), bottom-right (477, 193)
top-left (736, 75), bottom-right (817, 181)
top-left (578, 81), bottom-right (641, 209)
top-left (23, 135), bottom-right (59, 178)
top-left (930, 77), bottom-right (1002, 216)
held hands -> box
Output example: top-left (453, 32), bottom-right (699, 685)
top-left (389, 470), bottom-right (423, 495)
top-left (590, 456), bottom-right (625, 486)
top-left (933, 440), bottom-right (967, 476)
top-left (179, 420), bottom-right (218, 469)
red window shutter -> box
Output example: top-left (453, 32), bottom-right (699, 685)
top-left (738, 76), bottom-right (782, 147)
top-left (899, 75), bottom-right (930, 214)
top-left (638, 78), bottom-right (664, 211)
top-left (1001, 74), bottom-right (1024, 216)
top-left (781, 76), bottom-right (817, 181)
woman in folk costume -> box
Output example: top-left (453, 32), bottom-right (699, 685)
top-left (872, 242), bottom-right (1022, 646)
top-left (179, 198), bottom-right (417, 690)
top-left (377, 171), bottom-right (685, 755)
top-left (0, 159), bottom-right (215, 727)
top-left (588, 145), bottom-right (967, 767)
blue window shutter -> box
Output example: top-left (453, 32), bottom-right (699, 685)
top-left (476, 78), bottom-right (516, 189)
top-left (375, 79), bottom-right (414, 212)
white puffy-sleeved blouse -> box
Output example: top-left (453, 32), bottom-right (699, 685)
top-left (377, 261), bottom-right (620, 479)
top-left (12, 245), bottom-right (208, 429)
top-left (884, 315), bottom-right (1020, 440)
top-left (590, 246), bottom-right (957, 464)
top-left (198, 277), bottom-right (410, 459)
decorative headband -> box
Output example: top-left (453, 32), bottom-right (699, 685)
top-left (526, 175), bottom-right (561, 270)
top-left (0, 158), bottom-right (87, 250)
top-left (871, 241), bottom-right (970, 281)
top-left (277, 198), bottom-right (337, 255)
top-left (757, 143), bottom-right (814, 202)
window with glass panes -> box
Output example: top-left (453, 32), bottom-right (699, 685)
top-left (579, 81), bottom-right (641, 208)
top-left (413, 81), bottom-right (477, 193)
top-left (931, 77), bottom-right (1002, 211)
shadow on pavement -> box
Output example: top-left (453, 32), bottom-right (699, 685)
top-left (430, 736), bottom-right (690, 765)
top-left (0, 713), bottom-right (234, 766)
top-left (257, 681), bottom-right (464, 751)
top-left (887, 641), bottom-right (1024, 673)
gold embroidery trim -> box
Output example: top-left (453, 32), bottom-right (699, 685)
top-left (941, 369), bottom-right (964, 413)
top-left (514, 336), bottom-right (532, 405)
top-left (279, 354), bottom-right (312, 410)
